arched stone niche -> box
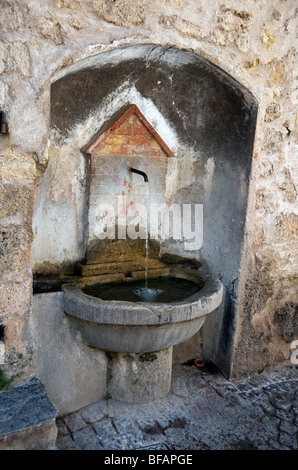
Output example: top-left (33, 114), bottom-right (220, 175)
top-left (32, 44), bottom-right (258, 377)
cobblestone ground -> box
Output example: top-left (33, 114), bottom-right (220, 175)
top-left (56, 363), bottom-right (298, 451)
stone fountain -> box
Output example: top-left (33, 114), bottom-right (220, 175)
top-left (62, 267), bottom-right (223, 403)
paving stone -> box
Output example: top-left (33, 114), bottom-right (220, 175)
top-left (267, 438), bottom-right (286, 450)
top-left (271, 396), bottom-right (292, 412)
top-left (279, 420), bottom-right (297, 436)
top-left (274, 407), bottom-right (294, 422)
top-left (259, 400), bottom-right (276, 416)
top-left (112, 435), bottom-right (139, 450)
top-left (263, 384), bottom-right (281, 396)
top-left (242, 403), bottom-right (264, 420)
top-left (216, 384), bottom-right (238, 397)
top-left (56, 419), bottom-right (69, 436)
top-left (273, 367), bottom-right (298, 381)
top-left (80, 402), bottom-right (105, 424)
top-left (276, 381), bottom-right (298, 393)
top-left (156, 415), bottom-right (175, 430)
top-left (137, 442), bottom-right (169, 450)
top-left (100, 432), bottom-right (164, 450)
top-left (64, 413), bottom-right (87, 432)
top-left (247, 375), bottom-right (271, 388)
top-left (231, 438), bottom-right (261, 450)
top-left (267, 439), bottom-right (288, 450)
top-left (258, 414), bottom-right (280, 442)
top-left (135, 418), bottom-right (161, 433)
top-left (55, 434), bottom-right (80, 450)
top-left (72, 426), bottom-right (102, 450)
top-left (55, 365), bottom-right (298, 451)
top-left (163, 426), bottom-right (186, 448)
top-left (261, 414), bottom-right (280, 426)
top-left (93, 418), bottom-right (117, 439)
top-left (138, 422), bottom-right (165, 438)
top-left (113, 417), bottom-right (140, 435)
top-left (278, 431), bottom-right (297, 449)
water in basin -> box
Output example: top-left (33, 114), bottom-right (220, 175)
top-left (82, 276), bottom-right (204, 303)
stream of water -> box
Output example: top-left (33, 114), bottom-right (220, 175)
top-left (83, 178), bottom-right (204, 303)
top-left (145, 182), bottom-right (149, 289)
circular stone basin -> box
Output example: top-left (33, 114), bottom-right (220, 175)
top-left (62, 270), bottom-right (223, 354)
top-left (82, 276), bottom-right (204, 303)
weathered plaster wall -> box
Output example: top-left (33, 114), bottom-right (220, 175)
top-left (0, 0), bottom-right (297, 383)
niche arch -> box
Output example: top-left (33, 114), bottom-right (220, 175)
top-left (33, 44), bottom-right (258, 377)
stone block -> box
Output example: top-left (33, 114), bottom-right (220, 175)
top-left (0, 224), bottom-right (32, 273)
top-left (0, 180), bottom-right (34, 219)
top-left (29, 293), bottom-right (108, 416)
top-left (160, 15), bottom-right (203, 42)
top-left (0, 3), bottom-right (27, 31)
top-left (0, 41), bottom-right (31, 76)
top-left (267, 59), bottom-right (285, 87)
top-left (0, 150), bottom-right (36, 180)
top-left (0, 378), bottom-right (57, 450)
top-left (212, 6), bottom-right (252, 52)
top-left (92, 0), bottom-right (145, 27)
top-left (39, 17), bottom-right (64, 45)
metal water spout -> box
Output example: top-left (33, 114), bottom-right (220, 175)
top-left (129, 168), bottom-right (148, 182)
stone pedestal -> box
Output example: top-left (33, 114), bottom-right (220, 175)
top-left (107, 347), bottom-right (173, 404)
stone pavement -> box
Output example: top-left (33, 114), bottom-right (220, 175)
top-left (55, 362), bottom-right (298, 451)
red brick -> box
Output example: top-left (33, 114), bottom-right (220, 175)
top-left (132, 115), bottom-right (150, 136)
top-left (113, 118), bottom-right (134, 135)
top-left (131, 147), bottom-right (166, 157)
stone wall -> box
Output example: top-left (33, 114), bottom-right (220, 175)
top-left (0, 0), bottom-right (297, 383)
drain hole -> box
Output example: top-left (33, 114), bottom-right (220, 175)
top-left (0, 325), bottom-right (5, 342)
top-left (33, 279), bottom-right (63, 294)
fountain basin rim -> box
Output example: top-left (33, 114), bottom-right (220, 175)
top-left (62, 273), bottom-right (223, 327)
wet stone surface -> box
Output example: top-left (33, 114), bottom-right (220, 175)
top-left (55, 363), bottom-right (298, 450)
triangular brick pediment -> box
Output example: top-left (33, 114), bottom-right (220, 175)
top-left (82, 104), bottom-right (174, 157)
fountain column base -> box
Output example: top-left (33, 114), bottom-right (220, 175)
top-left (107, 347), bottom-right (173, 404)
